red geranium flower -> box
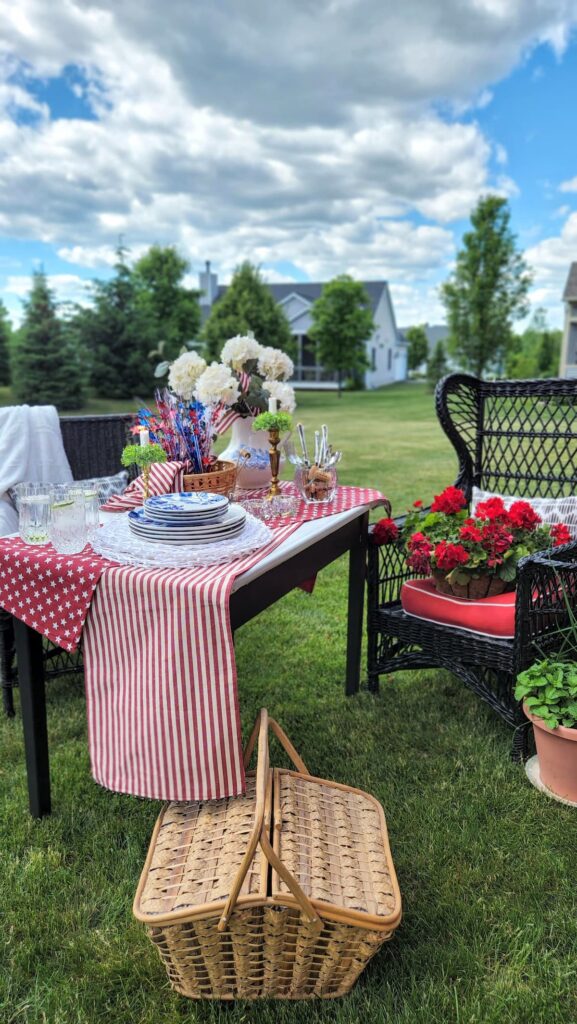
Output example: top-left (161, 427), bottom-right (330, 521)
top-left (372, 518), bottom-right (400, 545)
top-left (551, 522), bottom-right (571, 546)
top-left (475, 496), bottom-right (508, 521)
top-left (460, 519), bottom-right (483, 544)
top-left (431, 486), bottom-right (466, 515)
top-left (434, 541), bottom-right (470, 571)
top-left (406, 531), bottom-right (433, 574)
top-left (507, 500), bottom-right (541, 532)
top-left (413, 499), bottom-right (423, 508)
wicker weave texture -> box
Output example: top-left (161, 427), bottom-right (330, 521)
top-left (134, 710), bottom-right (401, 1000)
top-left (182, 460), bottom-right (237, 496)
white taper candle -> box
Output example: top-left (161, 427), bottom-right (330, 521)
top-left (139, 427), bottom-right (150, 446)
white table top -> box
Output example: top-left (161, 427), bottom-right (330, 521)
top-left (100, 498), bottom-right (383, 591)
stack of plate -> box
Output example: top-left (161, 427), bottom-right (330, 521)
top-left (129, 492), bottom-right (247, 546)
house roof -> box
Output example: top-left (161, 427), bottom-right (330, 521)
top-left (209, 279), bottom-right (388, 318)
top-left (399, 323), bottom-right (449, 352)
top-left (563, 263), bottom-right (577, 301)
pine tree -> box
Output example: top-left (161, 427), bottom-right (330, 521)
top-left (441, 196), bottom-right (532, 377)
top-left (0, 300), bottom-right (12, 386)
top-left (202, 261), bottom-right (293, 360)
top-left (11, 271), bottom-right (86, 409)
top-left (79, 245), bottom-right (155, 397)
top-left (308, 275), bottom-right (374, 395)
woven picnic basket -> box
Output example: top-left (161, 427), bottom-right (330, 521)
top-left (133, 709), bottom-right (402, 1000)
top-left (182, 459), bottom-right (236, 496)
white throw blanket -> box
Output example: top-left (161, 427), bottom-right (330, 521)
top-left (0, 405), bottom-right (73, 536)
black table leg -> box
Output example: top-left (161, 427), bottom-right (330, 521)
top-left (0, 607), bottom-right (15, 717)
top-left (345, 511), bottom-right (368, 696)
top-left (14, 620), bottom-right (51, 818)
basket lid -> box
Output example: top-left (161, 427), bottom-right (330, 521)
top-left (271, 770), bottom-right (402, 931)
top-left (134, 773), bottom-right (268, 924)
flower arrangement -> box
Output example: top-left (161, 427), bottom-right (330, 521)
top-left (134, 390), bottom-right (217, 475)
top-left (191, 333), bottom-right (296, 427)
top-left (373, 487), bottom-right (571, 598)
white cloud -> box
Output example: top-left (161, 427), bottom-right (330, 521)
top-left (0, 0), bottom-right (576, 328)
top-left (524, 210), bottom-right (577, 325)
top-left (560, 175), bottom-right (577, 193)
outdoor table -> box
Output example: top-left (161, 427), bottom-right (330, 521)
top-left (9, 504), bottom-right (372, 818)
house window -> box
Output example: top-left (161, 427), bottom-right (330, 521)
top-left (371, 347), bottom-right (376, 372)
top-left (387, 348), bottom-right (392, 371)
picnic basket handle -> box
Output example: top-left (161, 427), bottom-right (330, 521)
top-left (218, 708), bottom-right (321, 933)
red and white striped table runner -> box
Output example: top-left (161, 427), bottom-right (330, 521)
top-left (84, 485), bottom-right (385, 802)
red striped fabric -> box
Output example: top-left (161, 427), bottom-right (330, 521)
top-left (83, 521), bottom-right (297, 801)
top-left (101, 461), bottom-right (187, 512)
top-left (0, 483), bottom-right (387, 803)
top-left (83, 484), bottom-right (386, 802)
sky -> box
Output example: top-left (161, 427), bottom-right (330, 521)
top-left (1, 0), bottom-right (577, 330)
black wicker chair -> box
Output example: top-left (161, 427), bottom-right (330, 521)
top-left (367, 374), bottom-right (577, 758)
top-left (0, 413), bottom-right (133, 716)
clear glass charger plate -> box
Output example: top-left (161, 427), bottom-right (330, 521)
top-left (92, 511), bottom-right (272, 569)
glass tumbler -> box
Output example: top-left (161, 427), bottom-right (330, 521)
top-left (49, 487), bottom-right (88, 554)
top-left (80, 483), bottom-right (101, 543)
top-left (18, 483), bottom-right (53, 545)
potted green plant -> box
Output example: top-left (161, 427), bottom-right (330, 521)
top-left (515, 661), bottom-right (577, 802)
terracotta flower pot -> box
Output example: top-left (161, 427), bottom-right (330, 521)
top-left (432, 569), bottom-right (511, 600)
top-left (524, 704), bottom-right (577, 803)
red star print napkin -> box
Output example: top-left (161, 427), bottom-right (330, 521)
top-left (0, 538), bottom-right (108, 651)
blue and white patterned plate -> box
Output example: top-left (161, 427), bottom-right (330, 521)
top-left (144, 492), bottom-right (229, 519)
top-left (128, 505), bottom-right (246, 545)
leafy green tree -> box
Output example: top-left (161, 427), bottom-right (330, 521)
top-left (0, 299), bottom-right (12, 386)
top-left (202, 261), bottom-right (293, 360)
top-left (11, 272), bottom-right (86, 409)
top-left (406, 325), bottom-right (429, 373)
top-left (441, 195), bottom-right (532, 377)
top-left (505, 309), bottom-right (562, 379)
top-left (308, 275), bottom-right (374, 396)
top-left (79, 245), bottom-right (155, 397)
top-left (133, 245), bottom-right (201, 365)
top-left (427, 340), bottom-right (448, 392)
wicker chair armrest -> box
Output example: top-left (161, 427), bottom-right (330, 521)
top-left (368, 508), bottom-right (432, 607)
top-left (515, 541), bottom-right (577, 666)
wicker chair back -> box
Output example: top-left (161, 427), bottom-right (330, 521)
top-left (436, 374), bottom-right (577, 501)
top-left (59, 413), bottom-right (135, 480)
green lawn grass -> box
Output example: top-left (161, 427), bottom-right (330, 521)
top-left (2, 383), bottom-right (577, 1024)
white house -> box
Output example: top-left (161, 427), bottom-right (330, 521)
top-left (560, 262), bottom-right (577, 378)
top-left (198, 263), bottom-right (407, 389)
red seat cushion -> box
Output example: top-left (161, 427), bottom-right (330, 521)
top-left (400, 578), bottom-right (516, 638)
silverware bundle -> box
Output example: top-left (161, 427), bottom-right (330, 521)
top-left (284, 423), bottom-right (341, 501)
top-left (292, 423), bottom-right (342, 470)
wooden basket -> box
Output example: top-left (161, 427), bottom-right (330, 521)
top-left (182, 459), bottom-right (237, 496)
top-left (133, 709), bottom-right (402, 1000)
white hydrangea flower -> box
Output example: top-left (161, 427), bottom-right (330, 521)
top-left (257, 346), bottom-right (294, 381)
top-left (263, 380), bottom-right (297, 413)
top-left (194, 363), bottom-right (241, 407)
top-left (220, 334), bottom-right (263, 371)
top-left (167, 351), bottom-right (207, 400)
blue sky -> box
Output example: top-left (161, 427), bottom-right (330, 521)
top-left (1, 1), bottom-right (577, 329)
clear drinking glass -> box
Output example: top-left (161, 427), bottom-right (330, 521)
top-left (80, 483), bottom-right (101, 543)
top-left (18, 484), bottom-right (53, 545)
top-left (49, 487), bottom-right (88, 554)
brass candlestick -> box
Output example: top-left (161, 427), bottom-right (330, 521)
top-left (143, 463), bottom-right (151, 501)
top-left (267, 429), bottom-right (281, 499)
